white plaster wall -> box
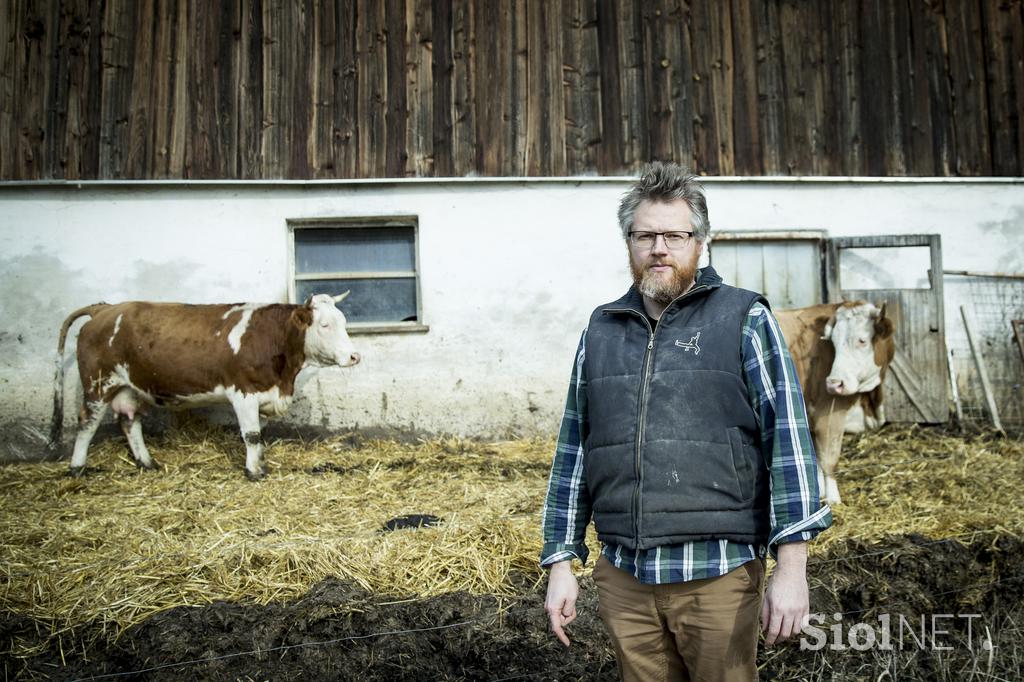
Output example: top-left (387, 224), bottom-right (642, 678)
top-left (706, 180), bottom-right (1024, 275)
top-left (0, 178), bottom-right (1021, 454)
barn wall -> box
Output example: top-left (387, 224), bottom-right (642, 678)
top-left (0, 177), bottom-right (1021, 459)
top-left (2, 0), bottom-right (1023, 180)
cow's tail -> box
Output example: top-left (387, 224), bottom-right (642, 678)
top-left (49, 303), bottom-right (108, 452)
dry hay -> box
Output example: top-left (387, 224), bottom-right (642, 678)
top-left (820, 425), bottom-right (1024, 552)
top-left (1, 424), bottom-right (1022, 660)
top-left (1, 427), bottom-right (560, 657)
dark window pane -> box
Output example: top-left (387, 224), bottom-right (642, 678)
top-left (297, 278), bottom-right (418, 324)
top-left (295, 227), bottom-right (415, 274)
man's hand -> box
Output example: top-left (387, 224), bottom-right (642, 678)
top-left (544, 560), bottom-right (579, 647)
top-left (761, 542), bottom-right (809, 646)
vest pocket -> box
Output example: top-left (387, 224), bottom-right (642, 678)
top-left (728, 427), bottom-right (755, 501)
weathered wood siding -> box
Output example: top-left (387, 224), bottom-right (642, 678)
top-left (2, 0), bottom-right (1022, 179)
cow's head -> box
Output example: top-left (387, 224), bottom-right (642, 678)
top-left (819, 301), bottom-right (895, 396)
top-left (300, 292), bottom-right (361, 368)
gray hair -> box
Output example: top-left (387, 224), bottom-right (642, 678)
top-left (617, 161), bottom-right (711, 241)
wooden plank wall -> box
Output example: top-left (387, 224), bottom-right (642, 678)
top-left (1, 0), bottom-right (1022, 180)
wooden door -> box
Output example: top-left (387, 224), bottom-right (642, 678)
top-left (826, 234), bottom-right (948, 423)
top-left (711, 231), bottom-right (826, 309)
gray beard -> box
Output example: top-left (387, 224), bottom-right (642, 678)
top-left (632, 263), bottom-right (695, 304)
top-left (639, 272), bottom-right (682, 304)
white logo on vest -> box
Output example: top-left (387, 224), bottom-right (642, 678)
top-left (674, 332), bottom-right (701, 355)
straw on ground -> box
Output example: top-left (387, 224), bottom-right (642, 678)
top-left (1, 424), bottom-right (1020, 657)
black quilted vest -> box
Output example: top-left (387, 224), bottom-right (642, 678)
top-left (582, 267), bottom-right (771, 549)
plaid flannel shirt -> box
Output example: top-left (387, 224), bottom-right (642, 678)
top-left (540, 300), bottom-right (832, 584)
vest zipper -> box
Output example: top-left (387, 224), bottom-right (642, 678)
top-left (633, 326), bottom-right (655, 546)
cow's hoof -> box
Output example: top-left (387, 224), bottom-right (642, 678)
top-left (135, 460), bottom-right (161, 471)
top-left (245, 468), bottom-right (266, 482)
top-left (67, 466), bottom-right (86, 478)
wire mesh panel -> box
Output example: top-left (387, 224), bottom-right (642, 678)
top-left (944, 274), bottom-right (1024, 429)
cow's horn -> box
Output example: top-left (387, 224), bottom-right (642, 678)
top-left (333, 291), bottom-right (351, 303)
top-left (877, 301), bottom-right (887, 319)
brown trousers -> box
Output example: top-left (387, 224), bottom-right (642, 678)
top-left (592, 555), bottom-right (764, 682)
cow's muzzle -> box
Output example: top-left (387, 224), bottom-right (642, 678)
top-left (827, 373), bottom-right (881, 396)
top-left (825, 377), bottom-right (855, 396)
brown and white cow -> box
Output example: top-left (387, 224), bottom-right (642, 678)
top-left (49, 293), bottom-right (360, 480)
top-left (776, 301), bottom-right (896, 505)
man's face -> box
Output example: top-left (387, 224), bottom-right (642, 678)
top-left (628, 199), bottom-right (703, 305)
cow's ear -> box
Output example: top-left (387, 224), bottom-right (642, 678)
top-left (875, 316), bottom-right (895, 339)
top-left (292, 306), bottom-right (313, 328)
top-left (816, 315), bottom-right (834, 339)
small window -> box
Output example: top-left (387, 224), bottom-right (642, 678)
top-left (289, 217), bottom-right (426, 333)
top-left (711, 230), bottom-right (826, 308)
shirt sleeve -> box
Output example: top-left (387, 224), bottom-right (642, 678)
top-left (741, 303), bottom-right (832, 559)
top-left (540, 330), bottom-right (593, 567)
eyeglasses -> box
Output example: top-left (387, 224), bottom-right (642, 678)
top-left (628, 230), bottom-right (695, 249)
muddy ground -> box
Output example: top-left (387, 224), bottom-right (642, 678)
top-left (3, 534), bottom-right (1022, 681)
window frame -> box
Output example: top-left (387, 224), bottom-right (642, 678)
top-left (287, 216), bottom-right (428, 335)
top-left (711, 229), bottom-right (828, 305)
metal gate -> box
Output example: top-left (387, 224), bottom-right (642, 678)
top-left (826, 235), bottom-right (948, 423)
top-left (712, 232), bottom-right (948, 424)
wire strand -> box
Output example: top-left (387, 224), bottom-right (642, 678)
top-left (3, 526), bottom-right (1010, 584)
top-left (805, 528), bottom-right (1007, 567)
top-left (68, 617), bottom-right (488, 682)
top-left (50, 570), bottom-right (1024, 680)
top-left (837, 572), bottom-right (1024, 618)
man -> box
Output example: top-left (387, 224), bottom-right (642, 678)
top-left (541, 162), bottom-right (832, 681)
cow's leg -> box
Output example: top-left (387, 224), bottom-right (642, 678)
top-left (111, 388), bottom-right (158, 470)
top-left (813, 406), bottom-right (848, 506)
top-left (120, 417), bottom-right (158, 470)
top-left (869, 403), bottom-right (886, 429)
top-left (69, 400), bottom-right (110, 476)
top-left (229, 391), bottom-right (265, 480)
top-left (863, 385), bottom-right (885, 430)
top-left (824, 475), bottom-right (842, 506)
